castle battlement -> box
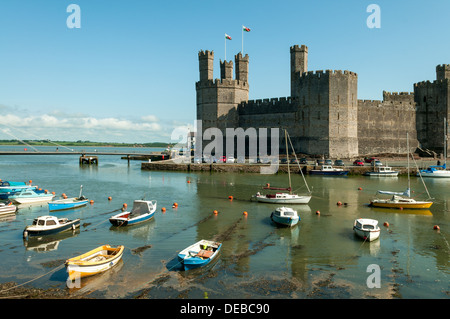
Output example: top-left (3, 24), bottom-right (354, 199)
top-left (300, 69), bottom-right (357, 78)
top-left (198, 50), bottom-right (214, 57)
top-left (414, 79), bottom-right (448, 88)
top-left (196, 79), bottom-right (248, 88)
top-left (290, 44), bottom-right (308, 52)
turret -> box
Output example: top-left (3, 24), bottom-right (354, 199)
top-left (290, 45), bottom-right (308, 97)
top-left (199, 50), bottom-right (214, 81)
top-left (220, 60), bottom-right (233, 80)
top-left (436, 64), bottom-right (450, 81)
top-left (235, 52), bottom-right (249, 82)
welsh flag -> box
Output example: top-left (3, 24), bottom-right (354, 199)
top-left (225, 33), bottom-right (232, 40)
top-left (243, 26), bottom-right (251, 32)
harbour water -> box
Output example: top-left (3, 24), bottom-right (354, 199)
top-left (0, 146), bottom-right (448, 299)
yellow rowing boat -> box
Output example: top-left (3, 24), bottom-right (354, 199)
top-left (65, 245), bottom-right (124, 281)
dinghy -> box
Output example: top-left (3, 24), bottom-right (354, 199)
top-left (0, 201), bottom-right (17, 216)
top-left (178, 240), bottom-right (222, 270)
top-left (65, 245), bottom-right (124, 281)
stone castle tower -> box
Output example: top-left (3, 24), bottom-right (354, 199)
top-left (196, 45), bottom-right (450, 158)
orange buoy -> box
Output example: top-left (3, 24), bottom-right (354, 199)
top-left (62, 193), bottom-right (66, 197)
top-left (63, 195), bottom-right (67, 199)
top-left (90, 200), bottom-right (94, 204)
top-left (123, 203), bottom-right (127, 208)
top-left (161, 207), bottom-right (166, 212)
top-left (266, 183), bottom-right (270, 187)
top-left (358, 187), bottom-right (362, 190)
top-left (337, 201), bottom-right (342, 206)
top-left (29, 180), bottom-right (32, 184)
top-left (315, 210), bottom-right (320, 215)
top-left (433, 225), bottom-right (440, 230)
top-left (213, 210), bottom-right (218, 215)
top-left (228, 196), bottom-right (233, 200)
top-left (383, 222), bottom-right (389, 227)
top-left (51, 191), bottom-right (55, 195)
top-left (172, 202), bottom-right (178, 208)
top-left (187, 180), bottom-right (191, 183)
top-left (243, 211), bottom-right (248, 216)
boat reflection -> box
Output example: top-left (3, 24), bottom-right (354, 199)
top-left (23, 228), bottom-right (80, 251)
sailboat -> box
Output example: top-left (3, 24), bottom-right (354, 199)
top-left (369, 133), bottom-right (433, 209)
top-left (417, 117), bottom-right (450, 178)
top-left (252, 130), bottom-right (312, 204)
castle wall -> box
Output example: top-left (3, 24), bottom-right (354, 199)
top-left (357, 92), bottom-right (417, 155)
top-left (414, 79), bottom-right (450, 153)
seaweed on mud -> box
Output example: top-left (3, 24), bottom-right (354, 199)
top-left (131, 245), bottom-right (152, 255)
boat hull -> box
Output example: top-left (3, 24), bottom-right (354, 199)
top-left (178, 240), bottom-right (222, 271)
top-left (65, 245), bottom-right (124, 281)
top-left (12, 195), bottom-right (55, 204)
top-left (48, 198), bottom-right (89, 211)
top-left (270, 212), bottom-right (299, 227)
top-left (109, 211), bottom-right (155, 226)
top-left (0, 203), bottom-right (17, 216)
top-left (364, 172), bottom-right (399, 177)
top-left (309, 170), bottom-right (349, 176)
top-left (353, 227), bottom-right (380, 241)
top-left (24, 219), bottom-right (80, 237)
top-left (254, 194), bottom-right (311, 204)
top-left (418, 172), bottom-right (450, 178)
top-left (369, 200), bottom-right (433, 209)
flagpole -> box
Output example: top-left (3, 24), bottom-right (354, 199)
top-left (242, 25), bottom-right (244, 54)
top-left (225, 34), bottom-right (227, 60)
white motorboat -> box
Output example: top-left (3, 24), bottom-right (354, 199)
top-left (364, 165), bottom-right (399, 177)
top-left (353, 218), bottom-right (380, 242)
top-left (270, 206), bottom-right (299, 227)
top-left (0, 202), bottom-right (17, 217)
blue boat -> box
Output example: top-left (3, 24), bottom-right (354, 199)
top-left (0, 181), bottom-right (37, 196)
top-left (178, 240), bottom-right (222, 270)
top-left (309, 165), bottom-right (349, 176)
top-left (109, 199), bottom-right (157, 226)
top-left (48, 196), bottom-right (89, 211)
top-left (23, 215), bottom-right (80, 238)
top-left (270, 207), bottom-right (300, 227)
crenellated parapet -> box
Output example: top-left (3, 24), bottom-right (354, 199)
top-left (238, 97), bottom-right (297, 115)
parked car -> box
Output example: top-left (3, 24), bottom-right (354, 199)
top-left (364, 157), bottom-right (378, 163)
top-left (290, 158), bottom-right (299, 164)
top-left (227, 156), bottom-right (235, 163)
top-left (324, 159), bottom-right (332, 165)
top-left (334, 159), bottom-right (345, 166)
top-left (316, 159), bottom-right (324, 165)
top-left (353, 159), bottom-right (364, 166)
top-left (373, 160), bottom-right (383, 166)
top-left (299, 158), bottom-right (308, 164)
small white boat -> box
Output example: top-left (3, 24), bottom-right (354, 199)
top-left (10, 189), bottom-right (54, 205)
top-left (23, 215), bottom-right (80, 238)
top-left (252, 192), bottom-right (311, 204)
top-left (0, 201), bottom-right (17, 217)
top-left (418, 164), bottom-right (450, 178)
top-left (48, 185), bottom-right (89, 211)
top-left (353, 218), bottom-right (380, 242)
top-left (364, 165), bottom-right (399, 177)
top-left (178, 240), bottom-right (222, 270)
top-left (65, 245), bottom-right (124, 281)
top-left (270, 206), bottom-right (299, 227)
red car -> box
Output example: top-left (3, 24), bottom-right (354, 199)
top-left (364, 157), bottom-right (378, 163)
top-left (353, 159), bottom-right (364, 166)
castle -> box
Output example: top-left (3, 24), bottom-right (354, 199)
top-left (196, 45), bottom-right (450, 158)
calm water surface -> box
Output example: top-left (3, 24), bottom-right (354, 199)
top-left (0, 147), bottom-right (448, 299)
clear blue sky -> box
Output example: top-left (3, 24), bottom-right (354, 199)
top-left (0, 0), bottom-right (449, 143)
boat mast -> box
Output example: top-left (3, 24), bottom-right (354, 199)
top-left (407, 132), bottom-right (410, 193)
top-left (445, 117), bottom-right (447, 166)
top-left (285, 129), bottom-right (292, 194)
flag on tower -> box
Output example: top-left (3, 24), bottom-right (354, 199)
top-left (243, 26), bottom-right (251, 32)
top-left (225, 33), bottom-right (232, 40)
